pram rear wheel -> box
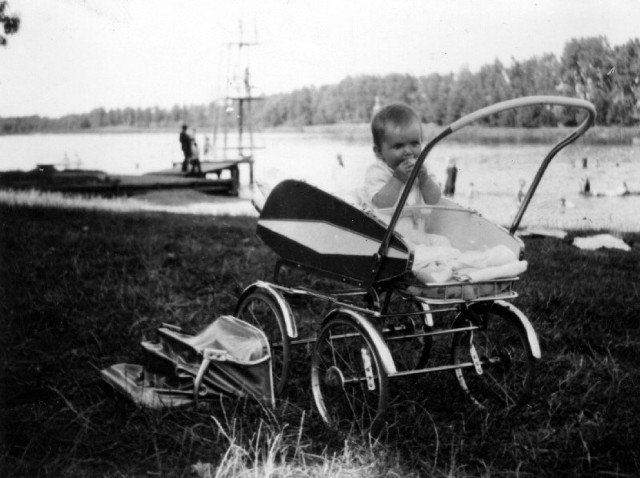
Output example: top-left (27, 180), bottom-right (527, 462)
top-left (235, 290), bottom-right (291, 396)
top-left (311, 311), bottom-right (390, 435)
top-left (381, 296), bottom-right (432, 371)
top-left (451, 303), bottom-right (536, 409)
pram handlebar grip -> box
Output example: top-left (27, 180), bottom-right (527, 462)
top-left (449, 96), bottom-right (596, 132)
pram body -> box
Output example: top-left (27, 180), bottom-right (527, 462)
top-left (258, 179), bottom-right (524, 299)
top-left (236, 96), bottom-right (596, 434)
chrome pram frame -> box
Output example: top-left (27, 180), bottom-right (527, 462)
top-left (236, 96), bottom-right (596, 434)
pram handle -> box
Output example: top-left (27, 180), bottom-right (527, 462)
top-left (371, 96), bottom-right (596, 286)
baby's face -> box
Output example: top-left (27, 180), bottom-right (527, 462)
top-left (374, 121), bottom-right (422, 169)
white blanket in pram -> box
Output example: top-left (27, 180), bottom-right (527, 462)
top-left (411, 241), bottom-right (528, 284)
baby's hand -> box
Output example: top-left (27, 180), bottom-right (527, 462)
top-left (418, 164), bottom-right (428, 183)
top-left (392, 159), bottom-right (416, 183)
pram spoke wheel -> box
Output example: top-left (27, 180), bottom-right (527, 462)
top-left (381, 296), bottom-right (432, 371)
top-left (451, 304), bottom-right (536, 409)
top-left (311, 312), bottom-right (389, 435)
top-left (235, 290), bottom-right (291, 396)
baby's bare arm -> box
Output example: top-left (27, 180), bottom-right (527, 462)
top-left (372, 176), bottom-right (404, 208)
top-left (419, 172), bottom-right (441, 205)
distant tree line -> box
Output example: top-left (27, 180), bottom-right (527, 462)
top-left (0, 104), bottom-right (215, 135)
top-left (1, 36), bottom-right (638, 135)
top-left (262, 37), bottom-right (640, 128)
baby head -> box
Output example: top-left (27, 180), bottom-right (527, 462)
top-left (371, 103), bottom-right (422, 169)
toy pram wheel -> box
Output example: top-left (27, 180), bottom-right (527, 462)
top-left (381, 296), bottom-right (432, 371)
top-left (451, 304), bottom-right (536, 409)
top-left (235, 290), bottom-right (291, 396)
top-left (311, 310), bottom-right (390, 435)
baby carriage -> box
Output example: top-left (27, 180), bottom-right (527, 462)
top-left (235, 96), bottom-right (596, 434)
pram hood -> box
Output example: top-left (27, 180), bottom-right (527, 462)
top-left (257, 179), bottom-right (413, 287)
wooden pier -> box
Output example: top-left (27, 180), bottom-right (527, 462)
top-left (0, 159), bottom-right (249, 197)
top-left (149, 159), bottom-right (249, 192)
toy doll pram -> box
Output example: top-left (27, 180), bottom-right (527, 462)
top-left (235, 96), bottom-right (596, 434)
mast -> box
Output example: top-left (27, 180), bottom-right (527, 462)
top-left (213, 20), bottom-right (263, 185)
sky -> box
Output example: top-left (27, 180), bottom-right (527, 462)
top-left (1, 0), bottom-right (638, 118)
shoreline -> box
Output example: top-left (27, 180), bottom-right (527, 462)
top-left (1, 187), bottom-right (639, 235)
top-left (0, 188), bottom-right (260, 218)
top-left (1, 123), bottom-right (638, 146)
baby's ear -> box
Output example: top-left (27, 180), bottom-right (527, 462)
top-left (373, 145), bottom-right (382, 159)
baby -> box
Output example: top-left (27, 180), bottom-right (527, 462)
top-left (362, 103), bottom-right (441, 209)
top-left (357, 104), bottom-right (525, 286)
top-left (362, 103), bottom-right (445, 246)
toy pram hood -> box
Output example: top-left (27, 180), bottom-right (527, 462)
top-left (257, 179), bottom-right (413, 286)
top-left (101, 315), bottom-right (274, 409)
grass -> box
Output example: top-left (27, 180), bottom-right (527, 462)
top-left (1, 203), bottom-right (639, 477)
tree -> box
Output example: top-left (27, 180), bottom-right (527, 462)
top-left (289, 87), bottom-right (315, 126)
top-left (0, 1), bottom-right (20, 46)
top-left (88, 108), bottom-right (107, 128)
top-left (445, 68), bottom-right (476, 123)
top-left (506, 56), bottom-right (560, 126)
top-left (609, 39), bottom-right (640, 124)
top-left (561, 37), bottom-right (615, 125)
top-left (475, 60), bottom-right (511, 124)
top-left (312, 85), bottom-right (338, 124)
top-left (419, 73), bottom-right (453, 124)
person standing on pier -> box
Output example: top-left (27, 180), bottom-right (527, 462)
top-left (179, 124), bottom-right (192, 172)
top-left (189, 130), bottom-right (203, 176)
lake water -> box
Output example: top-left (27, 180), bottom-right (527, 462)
top-left (0, 131), bottom-right (638, 231)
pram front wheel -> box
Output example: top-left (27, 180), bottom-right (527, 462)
top-left (451, 303), bottom-right (536, 409)
top-left (311, 310), bottom-right (391, 435)
top-left (235, 289), bottom-right (291, 396)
